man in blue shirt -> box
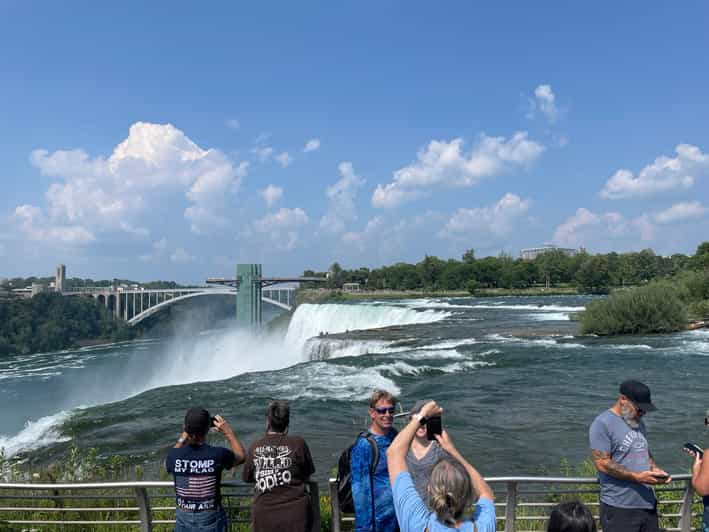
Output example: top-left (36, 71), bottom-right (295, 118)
top-left (166, 407), bottom-right (246, 532)
top-left (351, 389), bottom-right (399, 532)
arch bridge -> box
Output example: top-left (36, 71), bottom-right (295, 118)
top-left (62, 264), bottom-right (323, 328)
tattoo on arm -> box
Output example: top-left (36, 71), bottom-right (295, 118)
top-left (591, 450), bottom-right (636, 481)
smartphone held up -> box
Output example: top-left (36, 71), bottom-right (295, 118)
top-left (426, 415), bottom-right (442, 441)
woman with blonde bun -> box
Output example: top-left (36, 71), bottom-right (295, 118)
top-left (386, 400), bottom-right (496, 531)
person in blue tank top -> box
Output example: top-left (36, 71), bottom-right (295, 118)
top-left (351, 389), bottom-right (399, 532)
top-left (386, 400), bottom-right (496, 532)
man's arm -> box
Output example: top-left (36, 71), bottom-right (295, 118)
top-left (214, 415), bottom-right (245, 465)
top-left (591, 449), bottom-right (665, 484)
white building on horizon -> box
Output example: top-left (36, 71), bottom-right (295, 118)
top-left (520, 245), bottom-right (580, 261)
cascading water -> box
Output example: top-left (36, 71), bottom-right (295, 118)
top-left (284, 303), bottom-right (450, 354)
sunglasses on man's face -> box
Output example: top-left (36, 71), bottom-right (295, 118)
top-left (373, 406), bottom-right (396, 415)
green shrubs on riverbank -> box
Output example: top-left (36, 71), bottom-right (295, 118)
top-left (580, 283), bottom-right (687, 335)
top-left (580, 269), bottom-right (709, 335)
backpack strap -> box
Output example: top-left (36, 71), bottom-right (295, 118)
top-left (357, 431), bottom-right (379, 474)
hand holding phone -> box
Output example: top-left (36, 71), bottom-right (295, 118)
top-left (684, 442), bottom-right (704, 458)
top-left (426, 416), bottom-right (442, 441)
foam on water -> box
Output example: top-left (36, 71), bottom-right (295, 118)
top-left (268, 362), bottom-right (401, 401)
top-left (0, 411), bottom-right (73, 458)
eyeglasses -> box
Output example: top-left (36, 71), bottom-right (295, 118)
top-left (373, 406), bottom-right (396, 415)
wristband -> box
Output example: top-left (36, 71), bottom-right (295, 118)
top-left (412, 413), bottom-right (427, 426)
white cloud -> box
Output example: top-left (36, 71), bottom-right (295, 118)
top-left (320, 162), bottom-right (365, 233)
top-left (22, 122), bottom-right (247, 242)
top-left (653, 201), bottom-right (707, 224)
top-left (304, 138), bottom-right (321, 152)
top-left (371, 132), bottom-right (544, 208)
top-left (170, 247), bottom-right (194, 264)
top-left (13, 204), bottom-right (95, 244)
top-left (251, 146), bottom-right (274, 162)
top-left (552, 208), bottom-right (653, 248)
top-left (225, 119), bottom-right (240, 129)
top-left (600, 143), bottom-right (707, 199)
top-left (438, 193), bottom-right (532, 240)
top-left (275, 152), bottom-right (293, 168)
top-left (139, 237), bottom-right (168, 262)
top-left (534, 84), bottom-right (559, 122)
top-left (252, 207), bottom-right (309, 250)
top-left (260, 185), bottom-right (284, 208)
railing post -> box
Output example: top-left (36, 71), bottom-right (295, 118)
top-left (329, 479), bottom-right (341, 532)
top-left (308, 481), bottom-right (321, 532)
top-left (504, 480), bottom-right (517, 532)
top-left (134, 487), bottom-right (153, 532)
top-left (678, 479), bottom-right (695, 532)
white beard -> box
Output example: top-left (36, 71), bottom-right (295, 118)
top-left (620, 404), bottom-right (641, 429)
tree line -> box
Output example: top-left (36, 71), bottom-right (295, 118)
top-left (0, 293), bottom-right (136, 356)
top-left (304, 242), bottom-right (709, 294)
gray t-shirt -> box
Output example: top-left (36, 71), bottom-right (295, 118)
top-left (405, 441), bottom-right (451, 504)
top-left (589, 409), bottom-right (656, 509)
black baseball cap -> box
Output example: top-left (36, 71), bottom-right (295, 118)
top-left (620, 380), bottom-right (657, 412)
top-left (184, 407), bottom-right (211, 435)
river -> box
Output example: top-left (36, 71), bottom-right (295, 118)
top-left (1, 295), bottom-right (708, 481)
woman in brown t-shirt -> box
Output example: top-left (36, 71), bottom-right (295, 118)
top-left (243, 400), bottom-right (316, 532)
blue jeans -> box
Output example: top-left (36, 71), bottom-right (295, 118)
top-left (174, 507), bottom-right (227, 532)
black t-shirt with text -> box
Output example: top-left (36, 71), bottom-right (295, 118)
top-left (166, 444), bottom-right (236, 511)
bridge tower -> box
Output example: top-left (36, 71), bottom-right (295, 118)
top-left (236, 264), bottom-right (263, 328)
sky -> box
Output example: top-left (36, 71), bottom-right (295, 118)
top-left (1, 2), bottom-right (708, 283)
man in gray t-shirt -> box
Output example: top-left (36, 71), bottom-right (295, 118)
top-left (589, 380), bottom-right (671, 532)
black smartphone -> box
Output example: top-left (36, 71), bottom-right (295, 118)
top-left (210, 416), bottom-right (218, 427)
top-left (426, 416), bottom-right (442, 441)
top-left (652, 473), bottom-right (669, 482)
top-left (684, 442), bottom-right (704, 457)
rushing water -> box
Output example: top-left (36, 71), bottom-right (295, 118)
top-left (2, 296), bottom-right (709, 481)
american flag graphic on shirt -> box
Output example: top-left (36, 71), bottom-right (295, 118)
top-left (175, 475), bottom-right (217, 501)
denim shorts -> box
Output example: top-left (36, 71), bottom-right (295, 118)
top-left (174, 507), bottom-right (227, 532)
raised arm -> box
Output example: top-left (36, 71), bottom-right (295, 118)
top-left (435, 430), bottom-right (494, 500)
top-left (214, 415), bottom-right (245, 465)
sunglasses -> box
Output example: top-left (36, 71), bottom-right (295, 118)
top-left (373, 406), bottom-right (396, 415)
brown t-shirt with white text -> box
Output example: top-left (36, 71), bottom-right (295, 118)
top-left (242, 433), bottom-right (316, 532)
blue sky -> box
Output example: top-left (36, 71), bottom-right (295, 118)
top-left (1, 2), bottom-right (708, 282)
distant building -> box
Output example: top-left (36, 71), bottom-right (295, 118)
top-left (55, 264), bottom-right (66, 292)
top-left (342, 282), bottom-right (361, 292)
top-left (520, 245), bottom-right (579, 261)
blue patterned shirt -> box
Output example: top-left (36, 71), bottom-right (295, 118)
top-left (351, 431), bottom-right (398, 532)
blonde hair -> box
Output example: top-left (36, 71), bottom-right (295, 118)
top-left (427, 460), bottom-right (475, 526)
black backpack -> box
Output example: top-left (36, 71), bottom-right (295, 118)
top-left (336, 431), bottom-right (379, 513)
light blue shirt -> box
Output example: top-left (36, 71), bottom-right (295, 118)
top-left (393, 471), bottom-right (496, 532)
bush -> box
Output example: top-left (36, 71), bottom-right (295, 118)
top-left (580, 283), bottom-right (687, 335)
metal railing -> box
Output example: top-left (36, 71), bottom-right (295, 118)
top-left (329, 474), bottom-right (700, 532)
top-left (0, 480), bottom-right (320, 531)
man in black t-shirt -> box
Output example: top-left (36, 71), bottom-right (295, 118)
top-left (166, 407), bottom-right (245, 532)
